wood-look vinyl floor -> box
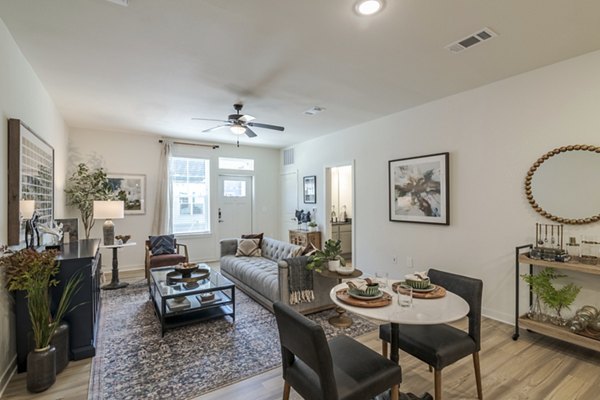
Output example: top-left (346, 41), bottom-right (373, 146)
top-left (4, 271), bottom-right (600, 399)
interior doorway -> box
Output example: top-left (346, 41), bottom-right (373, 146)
top-left (280, 171), bottom-right (299, 240)
top-left (325, 164), bottom-right (354, 264)
top-left (217, 175), bottom-right (253, 241)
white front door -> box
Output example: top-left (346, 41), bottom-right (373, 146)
top-left (218, 175), bottom-right (253, 240)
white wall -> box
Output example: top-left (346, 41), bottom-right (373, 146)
top-left (0, 18), bottom-right (70, 393)
top-left (69, 129), bottom-right (281, 270)
top-left (287, 49), bottom-right (600, 323)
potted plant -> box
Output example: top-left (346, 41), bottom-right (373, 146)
top-left (64, 163), bottom-right (114, 239)
top-left (308, 221), bottom-right (318, 232)
top-left (521, 267), bottom-right (581, 325)
top-left (307, 239), bottom-right (346, 273)
top-left (0, 249), bottom-right (81, 392)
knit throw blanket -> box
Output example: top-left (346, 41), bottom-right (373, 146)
top-left (286, 256), bottom-right (314, 305)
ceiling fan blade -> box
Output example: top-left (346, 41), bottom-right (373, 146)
top-left (202, 124), bottom-right (230, 133)
top-left (245, 127), bottom-right (258, 138)
top-left (239, 114), bottom-right (256, 123)
top-left (247, 122), bottom-right (285, 131)
top-left (192, 118), bottom-right (230, 123)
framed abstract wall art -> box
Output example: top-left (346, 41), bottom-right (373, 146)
top-left (107, 173), bottom-right (146, 214)
top-left (388, 152), bottom-right (449, 225)
top-left (303, 175), bottom-right (316, 204)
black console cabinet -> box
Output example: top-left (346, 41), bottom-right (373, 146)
top-left (15, 239), bottom-right (102, 372)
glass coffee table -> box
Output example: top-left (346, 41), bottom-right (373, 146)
top-left (149, 265), bottom-right (235, 336)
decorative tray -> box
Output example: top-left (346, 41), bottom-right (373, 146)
top-left (336, 289), bottom-right (392, 308)
top-left (392, 282), bottom-right (446, 299)
top-left (166, 267), bottom-right (210, 285)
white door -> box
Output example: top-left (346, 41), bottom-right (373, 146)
top-left (280, 171), bottom-right (298, 239)
top-left (218, 175), bottom-right (253, 240)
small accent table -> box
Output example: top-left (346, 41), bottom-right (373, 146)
top-left (101, 242), bottom-right (136, 290)
top-left (318, 268), bottom-right (362, 328)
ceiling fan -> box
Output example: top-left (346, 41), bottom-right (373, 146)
top-left (192, 103), bottom-right (285, 138)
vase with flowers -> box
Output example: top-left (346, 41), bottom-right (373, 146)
top-left (0, 249), bottom-right (81, 392)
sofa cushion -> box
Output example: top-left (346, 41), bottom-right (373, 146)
top-left (220, 255), bottom-right (279, 302)
top-left (242, 232), bottom-right (264, 248)
top-left (261, 237), bottom-right (303, 262)
top-left (149, 234), bottom-right (175, 255)
top-left (236, 238), bottom-right (262, 257)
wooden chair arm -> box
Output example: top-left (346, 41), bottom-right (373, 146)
top-left (176, 243), bottom-right (189, 262)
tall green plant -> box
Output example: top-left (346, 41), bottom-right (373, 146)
top-left (0, 249), bottom-right (82, 349)
top-left (64, 163), bottom-right (114, 239)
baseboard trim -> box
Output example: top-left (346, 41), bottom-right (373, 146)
top-left (0, 355), bottom-right (17, 398)
top-left (482, 307), bottom-right (514, 326)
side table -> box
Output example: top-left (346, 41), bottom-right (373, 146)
top-left (318, 268), bottom-right (362, 327)
top-left (101, 242), bottom-right (136, 290)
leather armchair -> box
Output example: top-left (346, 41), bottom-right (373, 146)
top-left (274, 302), bottom-right (401, 400)
top-left (379, 269), bottom-right (483, 400)
top-left (144, 239), bottom-right (189, 283)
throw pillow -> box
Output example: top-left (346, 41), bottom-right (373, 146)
top-left (149, 234), bottom-right (176, 256)
top-left (241, 232), bottom-right (264, 248)
top-left (236, 238), bottom-right (262, 257)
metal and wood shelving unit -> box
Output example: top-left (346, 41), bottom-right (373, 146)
top-left (514, 244), bottom-right (600, 352)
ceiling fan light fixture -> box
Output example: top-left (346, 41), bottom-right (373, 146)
top-left (230, 125), bottom-right (246, 135)
top-left (355, 0), bottom-right (384, 16)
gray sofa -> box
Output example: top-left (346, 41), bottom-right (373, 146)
top-left (220, 237), bottom-right (336, 314)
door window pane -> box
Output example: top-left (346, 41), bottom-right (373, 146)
top-left (223, 180), bottom-right (246, 197)
top-left (218, 157), bottom-right (254, 171)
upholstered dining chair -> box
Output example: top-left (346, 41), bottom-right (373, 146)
top-left (379, 269), bottom-right (483, 400)
top-left (144, 237), bottom-right (189, 284)
top-left (273, 302), bottom-right (402, 400)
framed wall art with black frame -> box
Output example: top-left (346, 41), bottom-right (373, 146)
top-left (388, 152), bottom-right (449, 225)
top-left (8, 119), bottom-right (55, 245)
top-left (303, 175), bottom-right (317, 204)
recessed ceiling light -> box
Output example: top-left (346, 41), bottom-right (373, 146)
top-left (355, 0), bottom-right (384, 16)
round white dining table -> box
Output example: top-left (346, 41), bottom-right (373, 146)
top-left (330, 282), bottom-right (470, 365)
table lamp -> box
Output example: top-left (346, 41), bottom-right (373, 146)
top-left (93, 200), bottom-right (124, 245)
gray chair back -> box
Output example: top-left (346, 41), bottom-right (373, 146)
top-left (428, 268), bottom-right (483, 350)
top-left (273, 302), bottom-right (338, 400)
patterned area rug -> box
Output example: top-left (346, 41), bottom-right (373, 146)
top-left (88, 280), bottom-right (377, 400)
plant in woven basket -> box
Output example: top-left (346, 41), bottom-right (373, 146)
top-left (64, 163), bottom-right (114, 239)
top-left (0, 249), bottom-right (81, 349)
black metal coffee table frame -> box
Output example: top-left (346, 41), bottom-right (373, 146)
top-left (149, 266), bottom-right (235, 336)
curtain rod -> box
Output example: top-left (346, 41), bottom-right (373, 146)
top-left (158, 139), bottom-right (219, 149)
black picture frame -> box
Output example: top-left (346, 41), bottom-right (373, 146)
top-left (7, 119), bottom-right (55, 245)
top-left (303, 176), bottom-right (317, 204)
top-left (55, 218), bottom-right (79, 244)
top-left (388, 152), bottom-right (449, 225)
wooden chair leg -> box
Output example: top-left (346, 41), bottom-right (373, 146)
top-left (391, 384), bottom-right (399, 400)
top-left (283, 381), bottom-right (291, 400)
top-left (382, 341), bottom-right (388, 358)
top-left (434, 369), bottom-right (442, 400)
top-left (473, 352), bottom-right (483, 399)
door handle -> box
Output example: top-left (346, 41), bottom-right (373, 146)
top-left (218, 208), bottom-right (223, 223)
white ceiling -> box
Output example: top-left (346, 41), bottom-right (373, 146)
top-left (2, 0), bottom-right (600, 148)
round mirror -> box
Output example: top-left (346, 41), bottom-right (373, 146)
top-left (525, 145), bottom-right (600, 224)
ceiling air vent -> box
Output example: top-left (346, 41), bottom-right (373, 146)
top-left (445, 27), bottom-right (498, 53)
top-left (283, 148), bottom-right (295, 166)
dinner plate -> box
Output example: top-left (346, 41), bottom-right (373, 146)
top-left (392, 281), bottom-right (438, 293)
top-left (348, 288), bottom-right (384, 300)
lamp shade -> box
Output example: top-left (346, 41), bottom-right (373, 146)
top-left (93, 201), bottom-right (124, 219)
top-left (20, 200), bottom-right (35, 219)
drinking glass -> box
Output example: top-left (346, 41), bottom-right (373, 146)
top-left (397, 284), bottom-right (413, 308)
top-left (375, 272), bottom-right (389, 289)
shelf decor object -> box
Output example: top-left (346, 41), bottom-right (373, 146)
top-left (388, 152), bottom-right (449, 225)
